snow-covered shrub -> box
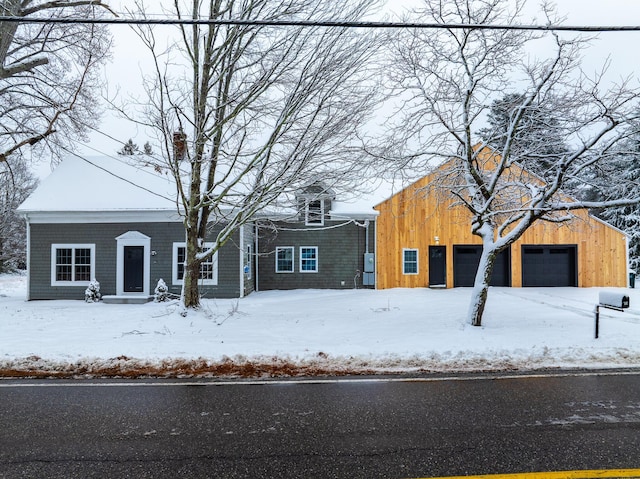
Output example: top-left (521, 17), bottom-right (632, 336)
top-left (154, 278), bottom-right (169, 302)
top-left (84, 279), bottom-right (101, 303)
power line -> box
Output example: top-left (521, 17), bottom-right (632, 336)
top-left (54, 143), bottom-right (178, 204)
top-left (1, 15), bottom-right (640, 32)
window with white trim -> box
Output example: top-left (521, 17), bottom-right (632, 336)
top-left (275, 246), bottom-right (294, 273)
top-left (305, 199), bottom-right (324, 226)
top-left (300, 246), bottom-right (318, 273)
top-left (403, 248), bottom-right (419, 275)
top-left (172, 243), bottom-right (218, 285)
top-left (51, 244), bottom-right (95, 286)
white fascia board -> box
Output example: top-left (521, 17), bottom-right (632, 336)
top-left (329, 211), bottom-right (379, 221)
top-left (21, 210), bottom-right (183, 224)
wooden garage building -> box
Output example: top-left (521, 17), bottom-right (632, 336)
top-left (374, 162), bottom-right (629, 289)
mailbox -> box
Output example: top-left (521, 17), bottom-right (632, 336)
top-left (599, 291), bottom-right (630, 310)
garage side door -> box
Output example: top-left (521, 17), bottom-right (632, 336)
top-left (453, 245), bottom-right (511, 287)
top-left (521, 245), bottom-right (577, 287)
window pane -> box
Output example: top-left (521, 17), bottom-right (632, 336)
top-left (404, 263), bottom-right (417, 274)
top-left (404, 250), bottom-right (418, 274)
top-left (176, 245), bottom-right (216, 282)
top-left (55, 248), bottom-right (73, 281)
top-left (198, 249), bottom-right (214, 280)
top-left (56, 265), bottom-right (72, 282)
top-left (246, 245), bottom-right (252, 279)
top-left (200, 262), bottom-right (213, 280)
top-left (75, 248), bottom-right (91, 265)
top-left (177, 247), bottom-right (185, 280)
top-left (276, 248), bottom-right (293, 272)
top-left (75, 265), bottom-right (91, 282)
top-left (75, 248), bottom-right (92, 281)
top-left (300, 247), bottom-right (317, 272)
top-left (306, 200), bottom-right (323, 224)
top-left (56, 248), bottom-right (72, 265)
top-left (53, 246), bottom-right (93, 284)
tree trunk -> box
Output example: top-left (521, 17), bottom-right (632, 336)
top-left (0, 237), bottom-right (4, 273)
top-left (181, 176), bottom-right (203, 309)
top-left (468, 247), bottom-right (498, 327)
top-left (181, 232), bottom-right (202, 309)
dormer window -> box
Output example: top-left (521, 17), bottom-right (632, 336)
top-left (297, 181), bottom-right (334, 225)
top-left (305, 199), bottom-right (324, 226)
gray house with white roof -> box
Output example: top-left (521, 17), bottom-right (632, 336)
top-left (17, 155), bottom-right (379, 301)
top-left (256, 181), bottom-right (377, 291)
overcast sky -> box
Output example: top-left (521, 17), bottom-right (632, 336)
top-left (57, 0), bottom-right (640, 173)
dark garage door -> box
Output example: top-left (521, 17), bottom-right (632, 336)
top-left (453, 245), bottom-right (511, 287)
top-left (522, 245), bottom-right (577, 287)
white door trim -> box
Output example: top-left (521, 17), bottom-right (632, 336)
top-left (115, 231), bottom-right (151, 296)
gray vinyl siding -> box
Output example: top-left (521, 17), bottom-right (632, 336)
top-left (28, 222), bottom-right (242, 300)
top-left (257, 220), bottom-right (375, 290)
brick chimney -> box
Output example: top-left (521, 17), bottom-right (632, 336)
top-left (173, 128), bottom-right (187, 161)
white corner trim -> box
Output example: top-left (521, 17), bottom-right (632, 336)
top-left (239, 226), bottom-right (245, 298)
top-left (25, 218), bottom-right (31, 300)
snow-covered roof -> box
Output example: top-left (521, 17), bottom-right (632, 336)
top-left (18, 155), bottom-right (178, 213)
top-left (18, 155), bottom-right (409, 221)
top-left (329, 177), bottom-right (410, 219)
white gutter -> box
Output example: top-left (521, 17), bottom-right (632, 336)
top-left (239, 225), bottom-right (245, 299)
top-left (626, 235), bottom-right (631, 287)
top-left (24, 213), bottom-right (31, 301)
top-left (374, 219), bottom-right (378, 290)
top-left (254, 222), bottom-right (259, 293)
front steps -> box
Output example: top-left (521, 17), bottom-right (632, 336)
top-left (102, 295), bottom-right (153, 305)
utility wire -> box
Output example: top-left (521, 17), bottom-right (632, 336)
top-left (51, 142), bottom-right (178, 204)
top-left (1, 15), bottom-right (640, 32)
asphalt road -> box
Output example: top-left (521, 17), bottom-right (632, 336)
top-left (1, 371), bottom-right (640, 478)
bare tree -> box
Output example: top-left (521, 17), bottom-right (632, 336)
top-left (0, 0), bottom-right (114, 165)
top-left (0, 160), bottom-right (38, 272)
top-left (384, 0), bottom-right (640, 326)
top-left (126, 0), bottom-right (383, 310)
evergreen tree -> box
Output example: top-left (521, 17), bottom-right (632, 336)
top-left (479, 93), bottom-right (572, 182)
top-left (117, 139), bottom-right (153, 156)
top-left (143, 142), bottom-right (153, 156)
top-left (593, 136), bottom-right (640, 273)
top-left (117, 139), bottom-right (140, 156)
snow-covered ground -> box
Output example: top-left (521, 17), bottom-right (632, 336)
top-left (1, 272), bottom-right (640, 378)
